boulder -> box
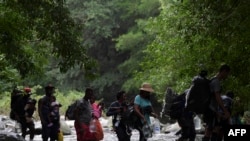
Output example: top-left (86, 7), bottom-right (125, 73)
top-left (162, 122), bottom-right (181, 134)
top-left (0, 131), bottom-right (25, 141)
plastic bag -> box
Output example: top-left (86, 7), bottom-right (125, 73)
top-left (194, 115), bottom-right (201, 130)
top-left (89, 119), bottom-right (97, 133)
top-left (153, 118), bottom-right (161, 134)
top-left (142, 123), bottom-right (153, 139)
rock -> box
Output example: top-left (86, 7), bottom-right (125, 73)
top-left (162, 122), bottom-right (181, 134)
top-left (0, 131), bottom-right (25, 141)
top-left (99, 117), bottom-right (110, 128)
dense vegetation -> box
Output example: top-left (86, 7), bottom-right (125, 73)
top-left (0, 0), bottom-right (249, 116)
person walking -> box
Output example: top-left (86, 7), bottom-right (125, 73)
top-left (24, 96), bottom-right (37, 141)
top-left (133, 82), bottom-right (158, 141)
top-left (38, 84), bottom-right (57, 141)
top-left (74, 88), bottom-right (96, 141)
top-left (90, 95), bottom-right (104, 141)
top-left (202, 64), bottom-right (231, 141)
top-left (15, 87), bottom-right (36, 141)
top-left (176, 90), bottom-right (196, 141)
top-left (106, 91), bottom-right (131, 141)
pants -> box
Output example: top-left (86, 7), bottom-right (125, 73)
top-left (177, 111), bottom-right (196, 141)
top-left (20, 117), bottom-right (35, 140)
top-left (134, 119), bottom-right (147, 141)
top-left (41, 123), bottom-right (59, 141)
top-left (115, 123), bottom-right (131, 141)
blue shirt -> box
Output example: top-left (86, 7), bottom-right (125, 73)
top-left (134, 95), bottom-right (152, 124)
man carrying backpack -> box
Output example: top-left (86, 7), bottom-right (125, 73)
top-left (185, 70), bottom-right (210, 114)
top-left (10, 87), bottom-right (23, 120)
top-left (12, 87), bottom-right (35, 140)
top-left (202, 64), bottom-right (231, 141)
top-left (174, 70), bottom-right (210, 141)
top-left (106, 90), bottom-right (132, 141)
top-left (38, 84), bottom-right (56, 141)
top-left (176, 89), bottom-right (196, 141)
top-left (24, 99), bottom-right (37, 141)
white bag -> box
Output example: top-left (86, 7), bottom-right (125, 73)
top-left (153, 118), bottom-right (161, 134)
top-left (142, 123), bottom-right (153, 139)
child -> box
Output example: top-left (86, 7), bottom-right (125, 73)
top-left (50, 101), bottom-right (61, 122)
top-left (49, 100), bottom-right (62, 141)
top-left (90, 95), bottom-right (102, 119)
top-left (90, 95), bottom-right (104, 141)
top-left (48, 96), bottom-right (61, 127)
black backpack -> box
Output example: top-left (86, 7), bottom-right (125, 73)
top-left (121, 104), bottom-right (141, 128)
top-left (65, 100), bottom-right (81, 120)
top-left (10, 88), bottom-right (25, 120)
top-left (169, 92), bottom-right (186, 119)
top-left (161, 88), bottom-right (178, 118)
top-left (186, 75), bottom-right (212, 114)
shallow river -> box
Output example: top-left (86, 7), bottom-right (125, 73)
top-left (1, 115), bottom-right (202, 141)
top-left (28, 119), bottom-right (203, 141)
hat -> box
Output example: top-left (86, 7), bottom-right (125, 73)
top-left (45, 84), bottom-right (55, 90)
top-left (139, 83), bottom-right (154, 93)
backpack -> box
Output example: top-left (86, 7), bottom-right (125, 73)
top-left (65, 100), bottom-right (80, 120)
top-left (10, 88), bottom-right (25, 120)
top-left (121, 105), bottom-right (140, 128)
top-left (185, 75), bottom-right (211, 114)
top-left (169, 92), bottom-right (186, 119)
top-left (161, 88), bottom-right (178, 118)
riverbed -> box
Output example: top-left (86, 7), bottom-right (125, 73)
top-left (1, 115), bottom-right (203, 141)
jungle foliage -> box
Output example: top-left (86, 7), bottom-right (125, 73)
top-left (0, 0), bottom-right (249, 114)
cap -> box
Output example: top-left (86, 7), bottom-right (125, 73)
top-left (24, 87), bottom-right (31, 93)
